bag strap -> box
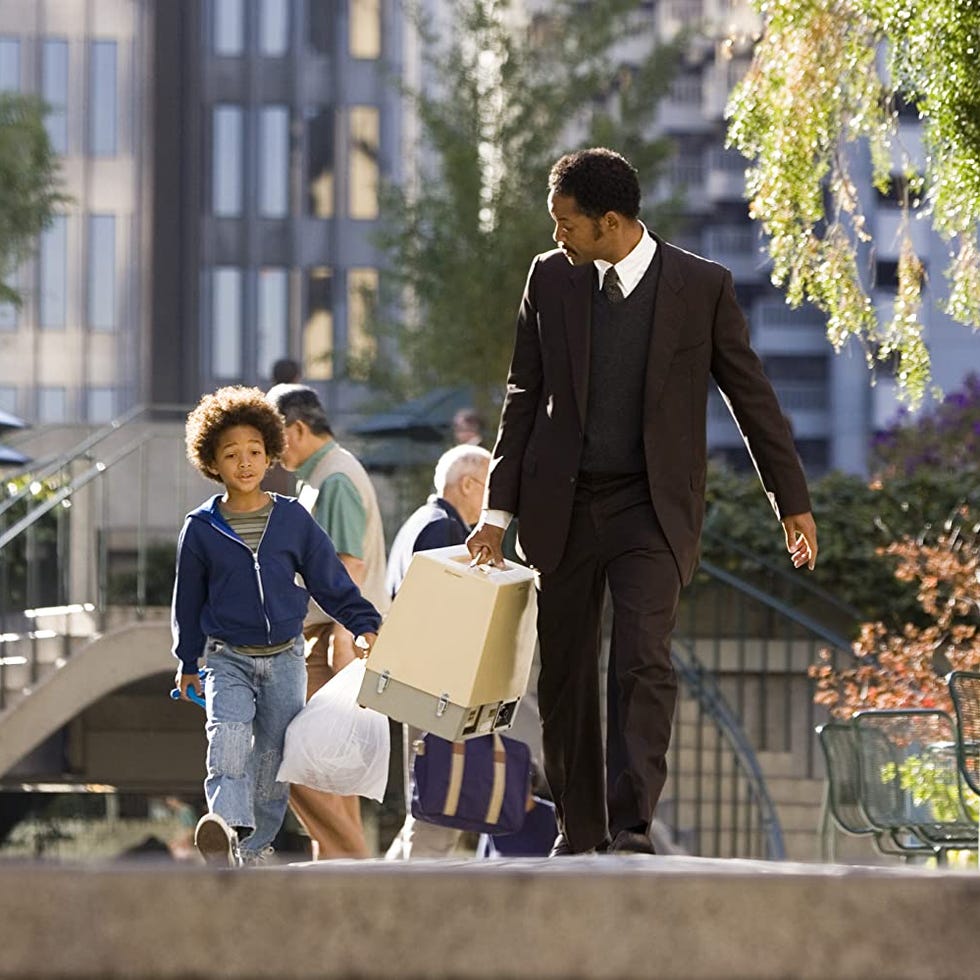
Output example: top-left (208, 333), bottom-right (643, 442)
top-left (441, 733), bottom-right (509, 824)
top-left (443, 742), bottom-right (466, 817)
top-left (484, 732), bottom-right (508, 825)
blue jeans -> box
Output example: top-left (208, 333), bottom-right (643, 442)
top-left (201, 636), bottom-right (308, 858)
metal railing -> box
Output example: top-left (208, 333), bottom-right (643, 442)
top-left (0, 406), bottom-right (194, 710)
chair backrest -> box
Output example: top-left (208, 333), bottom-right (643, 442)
top-left (816, 722), bottom-right (875, 836)
top-left (948, 671), bottom-right (980, 798)
top-left (853, 709), bottom-right (971, 830)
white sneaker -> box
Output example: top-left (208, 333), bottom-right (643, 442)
top-left (240, 845), bottom-right (276, 868)
top-left (194, 813), bottom-right (240, 867)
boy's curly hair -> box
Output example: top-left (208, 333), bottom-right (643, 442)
top-left (185, 386), bottom-right (285, 483)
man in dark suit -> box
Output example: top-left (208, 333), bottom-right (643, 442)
top-left (467, 148), bottom-right (817, 856)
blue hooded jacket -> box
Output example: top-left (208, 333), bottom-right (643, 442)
top-left (171, 493), bottom-right (382, 672)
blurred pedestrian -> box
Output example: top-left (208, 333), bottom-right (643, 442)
top-left (384, 445), bottom-right (489, 859)
top-left (269, 383), bottom-right (391, 859)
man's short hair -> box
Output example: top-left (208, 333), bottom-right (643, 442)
top-left (185, 385), bottom-right (285, 483)
top-left (267, 383), bottom-right (333, 436)
top-left (548, 148), bottom-right (641, 220)
top-left (433, 445), bottom-right (491, 496)
top-left (271, 358), bottom-right (301, 384)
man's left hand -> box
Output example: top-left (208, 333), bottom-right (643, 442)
top-left (782, 512), bottom-right (817, 571)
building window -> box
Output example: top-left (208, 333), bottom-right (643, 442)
top-left (259, 0), bottom-right (289, 56)
top-left (0, 266), bottom-right (17, 330)
top-left (42, 40), bottom-right (69, 154)
top-left (89, 41), bottom-right (117, 156)
top-left (350, 0), bottom-right (381, 59)
top-left (348, 106), bottom-right (378, 219)
top-left (794, 438), bottom-right (829, 473)
top-left (212, 267), bottom-right (243, 379)
top-left (306, 106), bottom-right (334, 218)
top-left (346, 267), bottom-right (377, 379)
top-left (39, 215), bottom-right (67, 330)
top-left (213, 0), bottom-right (245, 55)
top-left (0, 386), bottom-right (16, 414)
top-left (38, 386), bottom-right (67, 423)
top-left (307, 0), bottom-right (334, 55)
top-left (0, 300), bottom-right (15, 331)
top-left (0, 38), bottom-right (20, 91)
top-left (304, 267), bottom-right (333, 380)
top-left (257, 268), bottom-right (289, 377)
top-left (86, 386), bottom-right (115, 423)
top-left (213, 105), bottom-right (244, 216)
top-left (87, 215), bottom-right (116, 331)
top-left (259, 105), bottom-right (289, 217)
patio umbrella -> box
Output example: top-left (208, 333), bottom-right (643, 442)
top-left (0, 444), bottom-right (30, 466)
top-left (349, 386), bottom-right (475, 442)
top-left (0, 409), bottom-right (27, 436)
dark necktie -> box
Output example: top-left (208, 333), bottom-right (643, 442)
top-left (602, 267), bottom-right (624, 304)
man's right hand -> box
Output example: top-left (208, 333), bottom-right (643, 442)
top-left (466, 522), bottom-right (506, 568)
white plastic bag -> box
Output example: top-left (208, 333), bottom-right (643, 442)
top-left (277, 658), bottom-right (390, 802)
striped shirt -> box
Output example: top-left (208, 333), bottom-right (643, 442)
top-left (219, 497), bottom-right (295, 656)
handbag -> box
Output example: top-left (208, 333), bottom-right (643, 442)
top-left (411, 732), bottom-right (531, 835)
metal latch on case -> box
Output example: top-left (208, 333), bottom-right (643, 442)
top-left (376, 669), bottom-right (391, 694)
top-left (436, 693), bottom-right (450, 717)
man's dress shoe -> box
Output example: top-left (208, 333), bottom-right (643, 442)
top-left (609, 829), bottom-right (656, 855)
top-left (548, 833), bottom-right (595, 856)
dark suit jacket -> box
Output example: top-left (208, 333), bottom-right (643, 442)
top-left (487, 236), bottom-right (811, 584)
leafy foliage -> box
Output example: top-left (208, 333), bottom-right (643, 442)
top-left (871, 372), bottom-right (980, 479)
top-left (727, 0), bottom-right (980, 407)
top-left (359, 0), bottom-right (682, 416)
top-left (809, 510), bottom-right (980, 717)
top-left (703, 459), bottom-right (980, 631)
top-left (0, 93), bottom-right (68, 306)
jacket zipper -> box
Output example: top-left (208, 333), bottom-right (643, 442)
top-left (211, 514), bottom-right (274, 645)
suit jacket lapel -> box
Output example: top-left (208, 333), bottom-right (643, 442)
top-left (564, 264), bottom-right (594, 428)
top-left (645, 240), bottom-right (686, 411)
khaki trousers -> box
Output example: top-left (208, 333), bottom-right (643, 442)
top-left (288, 623), bottom-right (370, 859)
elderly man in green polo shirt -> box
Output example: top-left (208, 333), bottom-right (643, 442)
top-left (269, 383), bottom-right (390, 859)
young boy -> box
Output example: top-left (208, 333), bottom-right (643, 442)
top-left (172, 386), bottom-right (382, 867)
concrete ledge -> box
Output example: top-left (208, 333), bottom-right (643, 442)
top-left (2, 855), bottom-right (980, 978)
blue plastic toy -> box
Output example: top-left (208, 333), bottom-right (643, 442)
top-left (170, 668), bottom-right (207, 708)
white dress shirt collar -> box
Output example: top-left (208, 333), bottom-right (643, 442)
top-left (594, 222), bottom-right (657, 299)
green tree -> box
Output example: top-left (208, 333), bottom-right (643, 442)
top-left (703, 460), bottom-right (980, 631)
top-left (726, 0), bottom-right (980, 407)
top-left (0, 93), bottom-right (67, 306)
top-left (871, 372), bottom-right (980, 479)
top-left (360, 0), bottom-right (682, 415)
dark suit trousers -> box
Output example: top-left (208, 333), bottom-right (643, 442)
top-left (536, 472), bottom-right (681, 852)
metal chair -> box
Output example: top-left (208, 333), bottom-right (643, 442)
top-left (852, 709), bottom-right (977, 862)
top-left (817, 721), bottom-right (931, 860)
top-left (946, 670), bottom-right (980, 858)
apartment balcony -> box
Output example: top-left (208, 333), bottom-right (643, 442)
top-left (750, 299), bottom-right (827, 355)
top-left (667, 158), bottom-right (710, 213)
top-left (708, 381), bottom-right (829, 443)
top-left (873, 207), bottom-right (931, 261)
top-left (705, 146), bottom-right (748, 203)
top-left (702, 55), bottom-right (751, 121)
top-left (702, 225), bottom-right (769, 282)
top-left (656, 0), bottom-right (706, 39)
top-left (658, 76), bottom-right (715, 135)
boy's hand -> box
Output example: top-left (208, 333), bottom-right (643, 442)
top-left (176, 667), bottom-right (203, 703)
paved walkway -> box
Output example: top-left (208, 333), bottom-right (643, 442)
top-left (2, 854), bottom-right (979, 978)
